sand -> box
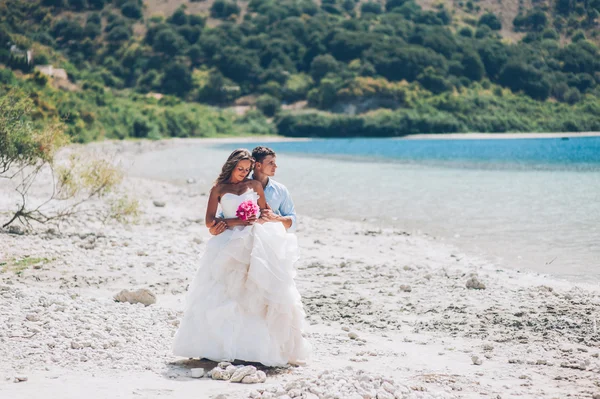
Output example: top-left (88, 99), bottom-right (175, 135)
top-left (1, 139), bottom-right (599, 399)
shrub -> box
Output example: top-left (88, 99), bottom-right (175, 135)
top-left (478, 13), bottom-right (502, 30)
top-left (210, 0), bottom-right (241, 19)
top-left (121, 2), bottom-right (143, 19)
top-left (256, 94), bottom-right (281, 117)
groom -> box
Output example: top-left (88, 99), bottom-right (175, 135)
top-left (209, 146), bottom-right (297, 236)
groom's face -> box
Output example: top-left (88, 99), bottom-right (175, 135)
top-left (257, 155), bottom-right (277, 177)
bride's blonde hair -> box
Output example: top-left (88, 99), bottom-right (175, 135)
top-left (215, 148), bottom-right (255, 185)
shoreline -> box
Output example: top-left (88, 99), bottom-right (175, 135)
top-left (1, 140), bottom-right (599, 399)
top-left (82, 131), bottom-right (600, 150)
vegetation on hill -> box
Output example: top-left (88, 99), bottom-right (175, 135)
top-left (0, 0), bottom-right (599, 138)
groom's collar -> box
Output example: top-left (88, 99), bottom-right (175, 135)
top-left (265, 177), bottom-right (274, 190)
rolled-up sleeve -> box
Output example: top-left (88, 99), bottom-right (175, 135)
top-left (279, 187), bottom-right (297, 233)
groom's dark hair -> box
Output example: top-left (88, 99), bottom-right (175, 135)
top-left (252, 146), bottom-right (276, 163)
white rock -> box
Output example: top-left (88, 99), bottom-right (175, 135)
top-left (377, 389), bottom-right (394, 399)
top-left (256, 370), bottom-right (267, 383)
top-left (348, 332), bottom-right (359, 339)
top-left (25, 314), bottom-right (39, 322)
top-left (241, 374), bottom-right (260, 384)
top-left (71, 341), bottom-right (83, 350)
top-left (382, 382), bottom-right (396, 394)
top-left (113, 288), bottom-right (156, 306)
top-left (211, 368), bottom-right (231, 380)
top-left (190, 368), bottom-right (204, 378)
top-left (466, 276), bottom-right (486, 290)
top-left (231, 365), bottom-right (256, 382)
top-left (226, 365), bottom-right (238, 374)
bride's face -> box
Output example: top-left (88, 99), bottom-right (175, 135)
top-left (231, 159), bottom-right (252, 183)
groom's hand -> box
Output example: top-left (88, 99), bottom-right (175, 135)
top-left (209, 220), bottom-right (227, 236)
top-left (260, 209), bottom-right (279, 222)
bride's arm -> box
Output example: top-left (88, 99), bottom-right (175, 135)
top-left (206, 185), bottom-right (255, 229)
top-left (251, 180), bottom-right (268, 210)
top-left (205, 186), bottom-right (221, 228)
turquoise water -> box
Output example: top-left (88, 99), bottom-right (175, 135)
top-left (131, 136), bottom-right (600, 282)
top-left (214, 136), bottom-right (600, 170)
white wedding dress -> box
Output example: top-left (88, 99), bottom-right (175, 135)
top-left (172, 189), bottom-right (311, 367)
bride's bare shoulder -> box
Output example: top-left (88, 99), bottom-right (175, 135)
top-left (210, 184), bottom-right (222, 195)
top-left (248, 179), bottom-right (262, 190)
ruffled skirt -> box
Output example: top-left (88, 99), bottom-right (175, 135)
top-left (172, 223), bottom-right (311, 366)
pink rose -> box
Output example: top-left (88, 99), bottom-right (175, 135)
top-left (236, 200), bottom-right (260, 221)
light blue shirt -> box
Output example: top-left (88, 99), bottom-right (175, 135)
top-left (263, 178), bottom-right (297, 233)
top-left (217, 178), bottom-right (297, 232)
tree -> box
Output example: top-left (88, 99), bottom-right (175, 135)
top-left (121, 2), bottom-right (143, 19)
top-left (479, 13), bottom-right (502, 31)
top-left (367, 45), bottom-right (448, 82)
top-left (256, 94), bottom-right (281, 117)
top-left (84, 22), bottom-right (102, 39)
top-left (87, 0), bottom-right (106, 9)
top-left (310, 54), bottom-right (339, 82)
top-left (361, 2), bottom-right (382, 14)
top-left (68, 0), bottom-right (88, 11)
top-left (564, 87), bottom-right (581, 104)
top-left (197, 70), bottom-right (240, 104)
top-left (160, 62), bottom-right (192, 96)
top-left (152, 29), bottom-right (186, 56)
top-left (52, 18), bottom-right (84, 42)
top-left (459, 27), bottom-right (473, 37)
top-left (498, 62), bottom-right (551, 100)
top-left (177, 25), bottom-right (201, 45)
top-left (106, 26), bottom-right (131, 43)
top-left (386, 0), bottom-right (408, 11)
top-left (417, 67), bottom-right (452, 94)
top-left (462, 51), bottom-right (485, 81)
top-left (477, 40), bottom-right (508, 79)
top-left (169, 7), bottom-right (188, 25)
top-left (211, 0), bottom-right (241, 19)
top-left (556, 0), bottom-right (573, 15)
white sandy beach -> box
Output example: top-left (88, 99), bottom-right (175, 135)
top-left (1, 139), bottom-right (599, 399)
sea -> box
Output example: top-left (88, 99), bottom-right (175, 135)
top-left (130, 135), bottom-right (600, 283)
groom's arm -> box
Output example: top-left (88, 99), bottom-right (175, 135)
top-left (263, 205), bottom-right (294, 230)
top-left (275, 187), bottom-right (296, 232)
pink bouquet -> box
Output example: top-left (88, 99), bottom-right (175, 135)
top-left (236, 200), bottom-right (260, 221)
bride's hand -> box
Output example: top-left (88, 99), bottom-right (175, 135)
top-left (209, 220), bottom-right (227, 235)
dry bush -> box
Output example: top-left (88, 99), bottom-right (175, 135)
top-left (1, 90), bottom-right (139, 229)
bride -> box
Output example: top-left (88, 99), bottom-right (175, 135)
top-left (172, 149), bottom-right (311, 367)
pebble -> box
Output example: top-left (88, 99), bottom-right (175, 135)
top-left (191, 368), bottom-right (204, 378)
top-left (466, 276), bottom-right (486, 290)
top-left (113, 288), bottom-right (156, 306)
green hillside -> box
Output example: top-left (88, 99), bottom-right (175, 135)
top-left (1, 0), bottom-right (599, 139)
